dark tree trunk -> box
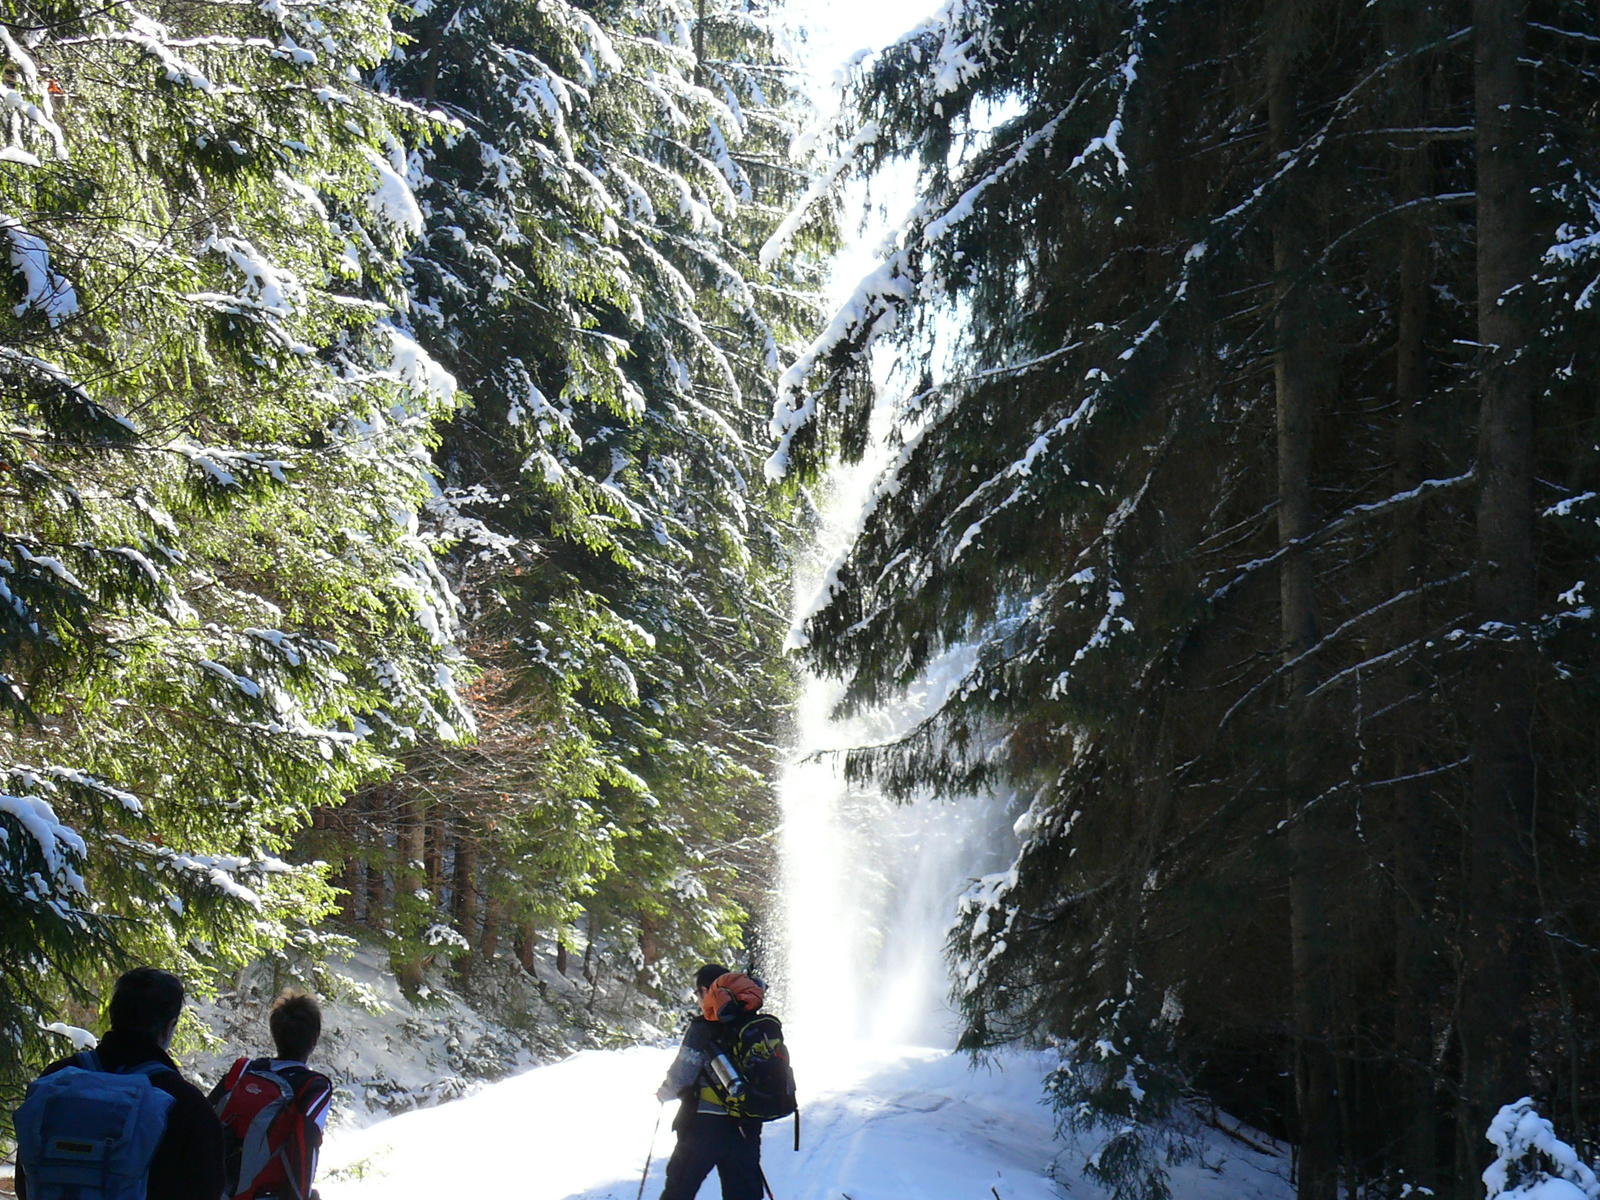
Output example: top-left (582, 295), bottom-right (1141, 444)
top-left (395, 795), bottom-right (428, 993)
top-left (480, 892), bottom-right (502, 961)
top-left (694, 0), bottom-right (706, 89)
top-left (418, 21), bottom-right (443, 105)
top-left (1386, 12), bottom-right (1439, 1187)
top-left (452, 835), bottom-right (479, 983)
top-left (424, 808), bottom-right (444, 899)
top-left (1463, 0), bottom-right (1536, 1159)
top-left (365, 793), bottom-right (387, 932)
top-left (640, 914), bottom-right (661, 977)
top-left (341, 853), bottom-right (362, 923)
top-left (1269, 29), bottom-right (1338, 1200)
top-left (556, 938), bottom-right (569, 977)
top-left (515, 923), bottom-right (537, 974)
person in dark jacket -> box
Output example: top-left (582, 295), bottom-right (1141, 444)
top-left (18, 967), bottom-right (227, 1200)
top-left (654, 964), bottom-right (764, 1200)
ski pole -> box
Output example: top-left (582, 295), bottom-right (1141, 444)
top-left (636, 1105), bottom-right (665, 1200)
top-left (759, 1166), bottom-right (776, 1200)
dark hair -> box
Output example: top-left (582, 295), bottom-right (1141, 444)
top-left (269, 989), bottom-right (322, 1062)
top-left (694, 963), bottom-right (730, 993)
top-left (108, 968), bottom-right (184, 1040)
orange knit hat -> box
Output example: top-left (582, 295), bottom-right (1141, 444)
top-left (701, 972), bottom-right (765, 1022)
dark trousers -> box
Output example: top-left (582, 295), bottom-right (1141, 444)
top-left (659, 1113), bottom-right (763, 1200)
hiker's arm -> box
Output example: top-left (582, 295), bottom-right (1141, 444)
top-left (657, 1045), bottom-right (708, 1101)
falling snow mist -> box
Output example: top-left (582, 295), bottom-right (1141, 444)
top-left (773, 428), bottom-right (1019, 1061)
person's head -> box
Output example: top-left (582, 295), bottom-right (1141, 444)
top-left (108, 968), bottom-right (185, 1049)
top-left (694, 963), bottom-right (730, 999)
top-left (269, 989), bottom-right (322, 1062)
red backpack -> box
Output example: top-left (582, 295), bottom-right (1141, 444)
top-left (213, 1058), bottom-right (332, 1200)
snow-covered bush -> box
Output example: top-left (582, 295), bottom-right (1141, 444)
top-left (1485, 1099), bottom-right (1600, 1200)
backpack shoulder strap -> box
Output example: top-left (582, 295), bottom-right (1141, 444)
top-left (222, 1055), bottom-right (250, 1091)
top-left (73, 1049), bottom-right (102, 1072)
top-left (279, 1067), bottom-right (332, 1117)
top-left (739, 1013), bottom-right (783, 1044)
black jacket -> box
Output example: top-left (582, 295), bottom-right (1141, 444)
top-left (661, 1015), bottom-right (761, 1136)
top-left (18, 1029), bottom-right (227, 1200)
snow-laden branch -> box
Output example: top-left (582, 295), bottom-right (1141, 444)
top-left (758, 120), bottom-right (877, 272)
top-left (1206, 470), bottom-right (1476, 603)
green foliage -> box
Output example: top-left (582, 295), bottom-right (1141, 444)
top-left (783, 0), bottom-right (1600, 1192)
top-left (0, 0), bottom-right (468, 1103)
top-left (313, 0), bottom-right (838, 998)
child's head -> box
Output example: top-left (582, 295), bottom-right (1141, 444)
top-left (269, 989), bottom-right (322, 1062)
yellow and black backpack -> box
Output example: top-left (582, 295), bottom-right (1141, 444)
top-left (716, 1012), bottom-right (797, 1123)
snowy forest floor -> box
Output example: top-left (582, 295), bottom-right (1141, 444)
top-left (317, 1044), bottom-right (1297, 1200)
top-left (181, 942), bottom-right (673, 1129)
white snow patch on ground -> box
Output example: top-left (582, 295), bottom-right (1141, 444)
top-left (319, 1043), bottom-right (1294, 1200)
top-left (186, 945), bottom-right (600, 1131)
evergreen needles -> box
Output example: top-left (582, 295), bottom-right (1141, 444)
top-left (781, 0), bottom-right (1600, 1194)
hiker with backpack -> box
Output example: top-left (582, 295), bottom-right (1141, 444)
top-left (653, 965), bottom-right (797, 1200)
top-left (210, 989), bottom-right (335, 1200)
top-left (14, 967), bottom-right (226, 1200)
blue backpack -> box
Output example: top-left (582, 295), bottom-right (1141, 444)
top-left (14, 1051), bottom-right (177, 1200)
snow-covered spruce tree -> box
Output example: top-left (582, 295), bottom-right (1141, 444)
top-left (311, 0), bottom-right (836, 999)
top-left (0, 0), bottom-right (466, 1099)
top-left (775, 0), bottom-right (1600, 1194)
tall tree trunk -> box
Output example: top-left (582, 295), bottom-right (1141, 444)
top-left (341, 852), bottom-right (362, 923)
top-left (1390, 215), bottom-right (1440, 1194)
top-left (694, 0), bottom-right (706, 89)
top-left (640, 913), bottom-right (661, 978)
top-left (452, 835), bottom-right (479, 983)
top-left (480, 892), bottom-right (502, 961)
top-left (515, 923), bottom-right (537, 974)
top-left (1269, 29), bottom-right (1338, 1200)
top-left (1464, 0), bottom-right (1536, 1160)
top-left (1386, 11), bottom-right (1438, 1187)
top-left (364, 792), bottom-right (387, 932)
top-left (395, 794), bottom-right (428, 993)
top-left (418, 21), bottom-right (443, 105)
top-left (424, 808), bottom-right (444, 899)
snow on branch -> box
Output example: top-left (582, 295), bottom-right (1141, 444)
top-left (111, 834), bottom-right (297, 910)
top-left (1206, 470), bottom-right (1476, 604)
top-left (0, 789), bottom-right (87, 896)
top-left (8, 764), bottom-right (144, 815)
top-left (1484, 1098), bottom-right (1600, 1199)
top-left (0, 218), bottom-right (77, 326)
top-left (109, 14), bottom-right (222, 93)
top-left (1546, 192), bottom-right (1600, 310)
top-left (381, 323), bottom-right (458, 408)
top-left (758, 120), bottom-right (878, 271)
top-left (363, 148), bottom-right (425, 237)
top-left (764, 250), bottom-right (913, 481)
top-left (0, 25), bottom-right (65, 160)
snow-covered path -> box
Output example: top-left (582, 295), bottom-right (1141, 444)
top-left (318, 1044), bottom-right (1294, 1200)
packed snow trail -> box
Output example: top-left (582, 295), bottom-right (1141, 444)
top-left (317, 1043), bottom-right (1294, 1200)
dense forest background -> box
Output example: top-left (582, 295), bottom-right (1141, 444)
top-left (0, 0), bottom-right (837, 1113)
top-left (776, 1), bottom-right (1600, 1198)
